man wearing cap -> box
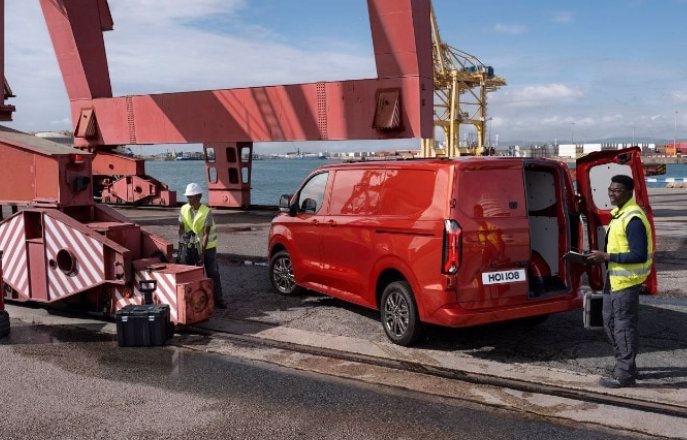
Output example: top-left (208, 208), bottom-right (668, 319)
top-left (587, 174), bottom-right (653, 388)
top-left (178, 183), bottom-right (227, 309)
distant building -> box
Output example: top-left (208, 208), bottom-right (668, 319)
top-left (556, 143), bottom-right (655, 158)
top-left (33, 130), bottom-right (73, 146)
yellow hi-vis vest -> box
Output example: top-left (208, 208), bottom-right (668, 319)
top-left (607, 198), bottom-right (653, 291)
top-left (180, 203), bottom-right (218, 250)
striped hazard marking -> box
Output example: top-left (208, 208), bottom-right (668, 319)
top-left (113, 286), bottom-right (143, 309)
top-left (44, 215), bottom-right (105, 300)
top-left (0, 215), bottom-right (29, 297)
top-left (134, 271), bottom-right (179, 322)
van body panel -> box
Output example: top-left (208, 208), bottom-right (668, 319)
top-left (428, 296), bottom-right (584, 328)
top-left (368, 222), bottom-right (448, 318)
top-left (318, 164), bottom-right (449, 305)
top-left (454, 163), bottom-right (531, 309)
top-left (576, 147), bottom-right (657, 294)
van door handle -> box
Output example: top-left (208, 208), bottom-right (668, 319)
top-left (311, 219), bottom-right (320, 226)
top-left (327, 220), bottom-right (336, 227)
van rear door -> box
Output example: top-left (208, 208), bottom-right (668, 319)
top-left (575, 147), bottom-right (657, 294)
top-left (456, 162), bottom-right (531, 309)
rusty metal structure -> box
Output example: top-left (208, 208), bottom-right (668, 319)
top-left (0, 126), bottom-right (215, 325)
top-left (0, 0), bottom-right (439, 328)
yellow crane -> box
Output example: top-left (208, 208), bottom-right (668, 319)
top-left (421, 5), bottom-right (506, 157)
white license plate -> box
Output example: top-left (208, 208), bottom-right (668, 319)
top-left (482, 269), bottom-right (527, 285)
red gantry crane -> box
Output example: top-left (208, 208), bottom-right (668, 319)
top-left (38, 0), bottom-right (433, 208)
top-left (0, 0), bottom-right (435, 333)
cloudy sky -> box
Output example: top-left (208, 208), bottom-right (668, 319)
top-left (4, 0), bottom-right (687, 152)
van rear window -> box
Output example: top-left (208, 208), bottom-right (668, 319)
top-left (459, 169), bottom-right (526, 218)
top-left (329, 169), bottom-right (385, 215)
top-left (379, 169), bottom-right (438, 216)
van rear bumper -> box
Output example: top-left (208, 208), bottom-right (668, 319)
top-left (426, 296), bottom-right (583, 328)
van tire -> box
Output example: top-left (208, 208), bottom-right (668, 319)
top-left (269, 250), bottom-right (304, 296)
top-left (380, 281), bottom-right (422, 346)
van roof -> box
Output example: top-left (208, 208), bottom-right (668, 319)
top-left (314, 156), bottom-right (563, 172)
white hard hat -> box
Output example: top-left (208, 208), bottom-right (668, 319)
top-left (184, 182), bottom-right (203, 197)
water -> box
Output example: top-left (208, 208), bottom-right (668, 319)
top-left (146, 158), bottom-right (328, 206)
top-left (146, 159), bottom-right (687, 206)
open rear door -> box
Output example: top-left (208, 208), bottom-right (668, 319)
top-left (576, 147), bottom-right (657, 294)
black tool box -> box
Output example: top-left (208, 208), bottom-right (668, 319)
top-left (115, 304), bottom-right (171, 347)
top-left (583, 291), bottom-right (604, 330)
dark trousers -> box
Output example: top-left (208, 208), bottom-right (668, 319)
top-left (203, 247), bottom-right (224, 305)
top-left (602, 280), bottom-right (641, 381)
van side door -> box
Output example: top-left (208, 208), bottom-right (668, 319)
top-left (576, 147), bottom-right (657, 294)
top-left (318, 168), bottom-right (385, 306)
top-left (287, 172), bottom-right (330, 286)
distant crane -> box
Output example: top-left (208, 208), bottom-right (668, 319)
top-left (421, 5), bottom-right (506, 157)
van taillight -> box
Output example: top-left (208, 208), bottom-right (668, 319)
top-left (442, 220), bottom-right (462, 274)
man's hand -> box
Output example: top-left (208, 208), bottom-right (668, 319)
top-left (586, 250), bottom-right (609, 264)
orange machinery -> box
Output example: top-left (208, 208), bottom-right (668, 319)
top-left (0, 127), bottom-right (214, 332)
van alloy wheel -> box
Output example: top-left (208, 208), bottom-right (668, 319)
top-left (380, 281), bottom-right (421, 346)
top-left (384, 291), bottom-right (409, 337)
top-left (269, 250), bottom-right (304, 295)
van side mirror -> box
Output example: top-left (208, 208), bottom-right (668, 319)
top-left (279, 194), bottom-right (298, 216)
top-left (302, 198), bottom-right (318, 214)
top-left (279, 194), bottom-right (292, 211)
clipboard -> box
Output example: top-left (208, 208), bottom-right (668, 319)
top-left (563, 251), bottom-right (589, 264)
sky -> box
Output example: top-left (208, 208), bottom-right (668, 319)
top-left (4, 0), bottom-right (687, 153)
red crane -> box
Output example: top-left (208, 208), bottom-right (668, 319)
top-left (3, 0), bottom-right (434, 207)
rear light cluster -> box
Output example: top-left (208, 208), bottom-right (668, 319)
top-left (442, 219), bottom-right (462, 274)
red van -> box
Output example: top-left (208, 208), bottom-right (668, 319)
top-left (268, 148), bottom-right (656, 345)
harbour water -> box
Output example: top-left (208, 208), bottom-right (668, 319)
top-left (146, 158), bottom-right (326, 206)
top-left (146, 159), bottom-right (687, 206)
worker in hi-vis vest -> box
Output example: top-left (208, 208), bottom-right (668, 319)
top-left (178, 183), bottom-right (226, 309)
top-left (587, 174), bottom-right (652, 388)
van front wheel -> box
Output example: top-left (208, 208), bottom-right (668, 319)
top-left (269, 250), bottom-right (304, 296)
top-left (380, 281), bottom-right (421, 346)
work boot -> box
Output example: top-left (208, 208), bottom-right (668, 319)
top-left (599, 376), bottom-right (636, 388)
top-left (604, 366), bottom-right (641, 380)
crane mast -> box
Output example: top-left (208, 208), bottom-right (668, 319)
top-left (421, 4), bottom-right (506, 157)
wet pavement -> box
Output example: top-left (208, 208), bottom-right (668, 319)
top-left (0, 318), bottom-right (645, 440)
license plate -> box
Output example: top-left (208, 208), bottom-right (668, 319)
top-left (482, 269), bottom-right (527, 285)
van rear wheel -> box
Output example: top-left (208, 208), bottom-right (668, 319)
top-left (380, 281), bottom-right (421, 346)
top-left (269, 250), bottom-right (304, 296)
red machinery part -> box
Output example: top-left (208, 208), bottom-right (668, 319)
top-left (0, 128), bottom-right (213, 325)
top-left (101, 175), bottom-right (176, 206)
top-left (92, 152), bottom-right (177, 206)
top-left (31, 0), bottom-right (434, 208)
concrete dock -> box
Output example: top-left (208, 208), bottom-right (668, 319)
top-left (3, 187), bottom-right (686, 437)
